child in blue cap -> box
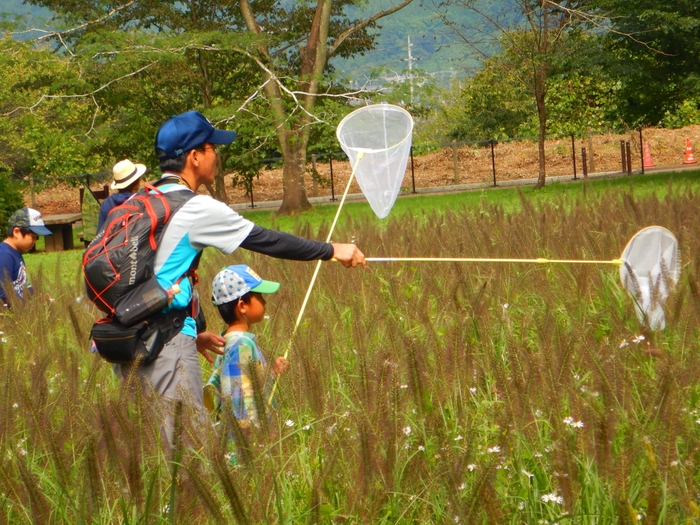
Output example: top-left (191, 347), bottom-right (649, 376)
top-left (205, 264), bottom-right (289, 424)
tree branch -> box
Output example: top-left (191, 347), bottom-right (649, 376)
top-left (328, 0), bottom-right (415, 58)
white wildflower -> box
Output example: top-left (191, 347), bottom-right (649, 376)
top-left (469, 387), bottom-right (477, 394)
top-left (522, 470), bottom-right (533, 478)
top-left (0, 339), bottom-right (6, 344)
top-left (518, 502), bottom-right (525, 510)
top-left (12, 404), bottom-right (17, 409)
top-left (486, 446), bottom-right (500, 454)
top-left (632, 335), bottom-right (646, 343)
top-left (285, 420), bottom-right (294, 427)
top-left (670, 460), bottom-right (679, 467)
top-left (619, 339), bottom-right (629, 348)
top-left (466, 464), bottom-right (476, 471)
top-left (458, 483), bottom-right (466, 490)
top-left (541, 493), bottom-right (563, 504)
top-left (302, 424), bottom-right (311, 431)
top-left (454, 435), bottom-right (463, 441)
top-left (400, 384), bottom-right (408, 389)
top-left (403, 426), bottom-right (412, 436)
top-left (418, 445), bottom-right (425, 451)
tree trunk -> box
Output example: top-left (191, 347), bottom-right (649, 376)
top-left (534, 77), bottom-right (547, 190)
top-left (277, 145), bottom-right (312, 215)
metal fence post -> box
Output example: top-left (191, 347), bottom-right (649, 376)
top-left (490, 140), bottom-right (497, 186)
top-left (626, 141), bottom-right (632, 174)
top-left (581, 148), bottom-right (588, 178)
top-left (410, 146), bottom-right (416, 194)
top-left (571, 133), bottom-right (577, 180)
top-left (452, 141), bottom-right (459, 184)
top-left (620, 140), bottom-right (627, 174)
top-left (311, 154), bottom-right (318, 197)
top-left (329, 154), bottom-right (336, 201)
top-left (587, 132), bottom-right (595, 173)
top-left (639, 128), bottom-right (645, 175)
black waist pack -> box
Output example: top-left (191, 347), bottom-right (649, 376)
top-left (90, 308), bottom-right (188, 365)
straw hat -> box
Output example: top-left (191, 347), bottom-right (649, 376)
top-left (111, 159), bottom-right (147, 190)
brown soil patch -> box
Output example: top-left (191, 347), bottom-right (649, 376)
top-left (26, 125), bottom-right (700, 215)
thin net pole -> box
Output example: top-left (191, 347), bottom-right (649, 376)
top-left (366, 257), bottom-right (623, 265)
top-left (268, 152), bottom-right (365, 405)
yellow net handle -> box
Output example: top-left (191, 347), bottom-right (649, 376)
top-left (363, 257), bottom-right (623, 265)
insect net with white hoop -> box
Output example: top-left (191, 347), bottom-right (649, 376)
top-left (619, 226), bottom-right (680, 331)
top-left (336, 104), bottom-right (414, 219)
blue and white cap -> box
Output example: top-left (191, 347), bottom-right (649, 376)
top-left (211, 264), bottom-right (280, 306)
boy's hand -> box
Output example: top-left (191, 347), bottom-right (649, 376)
top-left (196, 331), bottom-right (225, 363)
top-left (273, 356), bottom-right (290, 375)
top-left (331, 243), bottom-right (367, 268)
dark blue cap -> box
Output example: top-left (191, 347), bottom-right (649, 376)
top-left (155, 111), bottom-right (237, 159)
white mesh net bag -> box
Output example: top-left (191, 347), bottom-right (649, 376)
top-left (336, 104), bottom-right (414, 219)
top-left (619, 226), bottom-right (680, 331)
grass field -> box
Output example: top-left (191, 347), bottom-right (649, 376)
top-left (5, 170), bottom-right (700, 523)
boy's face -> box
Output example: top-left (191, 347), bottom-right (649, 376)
top-left (242, 292), bottom-right (267, 324)
top-left (9, 228), bottom-right (39, 254)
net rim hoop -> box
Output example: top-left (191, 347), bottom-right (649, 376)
top-left (336, 103), bottom-right (415, 154)
top-left (619, 225), bottom-right (680, 282)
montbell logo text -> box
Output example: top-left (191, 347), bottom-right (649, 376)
top-left (128, 238), bottom-right (139, 285)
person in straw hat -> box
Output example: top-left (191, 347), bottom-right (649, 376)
top-left (97, 159), bottom-right (147, 230)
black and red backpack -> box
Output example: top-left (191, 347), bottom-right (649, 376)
top-left (83, 178), bottom-right (197, 325)
top-left (83, 179), bottom-right (203, 364)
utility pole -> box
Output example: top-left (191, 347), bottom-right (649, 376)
top-left (407, 36), bottom-right (414, 105)
top-left (401, 36), bottom-right (419, 106)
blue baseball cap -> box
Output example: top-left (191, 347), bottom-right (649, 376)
top-left (155, 111), bottom-right (237, 159)
top-left (211, 264), bottom-right (280, 306)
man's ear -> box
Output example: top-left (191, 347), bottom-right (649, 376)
top-left (189, 148), bottom-right (202, 168)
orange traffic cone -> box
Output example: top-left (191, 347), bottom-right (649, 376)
top-left (643, 141), bottom-right (655, 168)
top-left (684, 138), bottom-right (697, 165)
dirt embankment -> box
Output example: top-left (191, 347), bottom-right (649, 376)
top-left (27, 125), bottom-right (700, 215)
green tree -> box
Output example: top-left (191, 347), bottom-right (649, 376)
top-left (0, 37), bottom-right (104, 184)
top-left (23, 0), bottom-right (415, 214)
top-left (430, 0), bottom-right (589, 189)
top-left (588, 0), bottom-right (700, 126)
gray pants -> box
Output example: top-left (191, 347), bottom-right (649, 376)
top-left (115, 332), bottom-right (204, 409)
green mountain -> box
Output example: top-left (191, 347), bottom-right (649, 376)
top-left (0, 0), bottom-right (52, 32)
top-left (331, 1), bottom-right (477, 87)
top-left (1, 0), bottom-right (475, 84)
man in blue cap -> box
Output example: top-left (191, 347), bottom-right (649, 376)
top-left (116, 110), bottom-right (365, 417)
top-left (0, 208), bottom-right (52, 307)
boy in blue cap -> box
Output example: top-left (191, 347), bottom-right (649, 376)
top-left (0, 208), bottom-right (52, 307)
top-left (205, 264), bottom-right (289, 423)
